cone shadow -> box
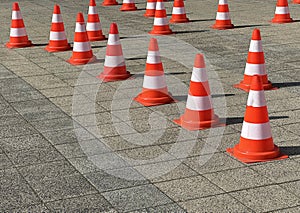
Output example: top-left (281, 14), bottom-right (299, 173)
top-left (33, 43), bottom-right (48, 47)
top-left (174, 30), bottom-right (208, 34)
top-left (234, 24), bottom-right (270, 29)
top-left (189, 19), bottom-right (216, 23)
top-left (272, 82), bottom-right (300, 88)
top-left (224, 115), bottom-right (289, 125)
top-left (280, 146), bottom-right (300, 156)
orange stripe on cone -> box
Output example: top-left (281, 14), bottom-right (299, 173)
top-left (169, 0), bottom-right (189, 23)
top-left (149, 0), bottom-right (173, 35)
top-left (272, 0), bottom-right (293, 23)
top-left (211, 0), bottom-right (234, 30)
top-left (87, 0), bottom-right (106, 41)
top-left (102, 0), bottom-right (118, 6)
top-left (6, 2), bottom-right (32, 48)
top-left (120, 0), bottom-right (137, 11)
top-left (45, 4), bottom-right (71, 52)
top-left (134, 38), bottom-right (175, 106)
top-left (227, 75), bottom-right (288, 163)
top-left (173, 54), bottom-right (224, 130)
top-left (67, 13), bottom-right (96, 65)
top-left (234, 29), bottom-right (276, 92)
top-left (97, 23), bottom-right (131, 82)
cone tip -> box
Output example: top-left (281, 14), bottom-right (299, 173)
top-left (76, 12), bottom-right (85, 23)
top-left (194, 54), bottom-right (206, 68)
top-left (53, 4), bottom-right (61, 14)
top-left (90, 0), bottom-right (96, 6)
top-left (250, 75), bottom-right (264, 91)
top-left (109, 23), bottom-right (119, 34)
top-left (12, 2), bottom-right (20, 11)
top-left (252, 28), bottom-right (261, 40)
top-left (149, 38), bottom-right (159, 51)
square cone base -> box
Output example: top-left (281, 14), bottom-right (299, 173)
top-left (272, 18), bottom-right (293, 24)
top-left (169, 18), bottom-right (189, 23)
top-left (67, 55), bottom-right (97, 65)
top-left (149, 29), bottom-right (173, 35)
top-left (45, 44), bottom-right (72, 52)
top-left (88, 35), bottom-right (107, 42)
top-left (6, 40), bottom-right (33, 49)
top-left (211, 24), bottom-right (234, 30)
top-left (97, 72), bottom-right (132, 82)
top-left (234, 81), bottom-right (277, 92)
top-left (134, 94), bottom-right (176, 107)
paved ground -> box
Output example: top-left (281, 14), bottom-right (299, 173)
top-left (0, 0), bottom-right (299, 212)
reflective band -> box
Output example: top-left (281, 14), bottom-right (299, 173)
top-left (73, 41), bottom-right (91, 52)
top-left (275, 6), bottom-right (289, 14)
top-left (154, 17), bottom-right (168, 26)
top-left (146, 2), bottom-right (156, 9)
top-left (249, 40), bottom-right (263, 52)
top-left (123, 0), bottom-right (134, 3)
top-left (247, 90), bottom-right (266, 107)
top-left (172, 7), bottom-right (185, 14)
top-left (186, 95), bottom-right (212, 111)
top-left (108, 34), bottom-right (120, 45)
top-left (52, 14), bottom-right (63, 23)
top-left (12, 11), bottom-right (22, 20)
top-left (155, 2), bottom-right (164, 10)
top-left (50, 31), bottom-right (66, 40)
top-left (219, 0), bottom-right (228, 5)
top-left (241, 121), bottom-right (272, 140)
top-left (216, 12), bottom-right (230, 20)
top-left (86, 22), bottom-right (101, 31)
top-left (75, 23), bottom-right (86, 32)
top-left (244, 63), bottom-right (266, 75)
top-left (191, 68), bottom-right (208, 82)
top-left (104, 56), bottom-right (125, 67)
top-left (88, 6), bottom-right (97, 14)
top-left (147, 51), bottom-right (161, 64)
top-left (10, 28), bottom-right (27, 37)
top-left (143, 75), bottom-right (166, 89)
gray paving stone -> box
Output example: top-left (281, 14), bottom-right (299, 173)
top-left (8, 204), bottom-right (49, 213)
top-left (131, 203), bottom-right (186, 213)
top-left (279, 180), bottom-right (300, 199)
top-left (0, 153), bottom-right (12, 170)
top-left (270, 206), bottom-right (300, 213)
top-left (0, 123), bottom-right (37, 138)
top-left (30, 117), bottom-right (75, 132)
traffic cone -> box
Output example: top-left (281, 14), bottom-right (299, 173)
top-left (87, 0), bottom-right (106, 41)
top-left (212, 0), bottom-right (234, 30)
top-left (6, 2), bottom-right (32, 48)
top-left (173, 54), bottom-right (224, 130)
top-left (97, 23), bottom-right (131, 82)
top-left (169, 0), bottom-right (189, 23)
top-left (144, 0), bottom-right (156, 17)
top-left (134, 38), bottom-right (175, 106)
top-left (272, 0), bottom-right (293, 23)
top-left (234, 29), bottom-right (276, 92)
top-left (149, 0), bottom-right (173, 35)
top-left (102, 0), bottom-right (118, 6)
top-left (67, 13), bottom-right (96, 65)
top-left (120, 0), bottom-right (137, 11)
top-left (227, 75), bottom-right (288, 163)
top-left (45, 4), bottom-right (71, 52)
top-left (292, 0), bottom-right (300, 4)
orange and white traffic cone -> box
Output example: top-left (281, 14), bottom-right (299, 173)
top-left (272, 0), bottom-right (293, 23)
top-left (45, 4), bottom-right (71, 52)
top-left (6, 2), bottom-right (32, 48)
top-left (134, 38), bottom-right (175, 106)
top-left (212, 0), bottom-right (234, 30)
top-left (174, 54), bottom-right (224, 130)
top-left (149, 0), bottom-right (173, 35)
top-left (97, 23), bottom-right (131, 82)
top-left (120, 0), bottom-right (137, 11)
top-left (292, 0), bottom-right (300, 4)
top-left (102, 0), bottom-right (118, 6)
top-left (67, 13), bottom-right (96, 65)
top-left (227, 75), bottom-right (288, 163)
top-left (169, 0), bottom-right (189, 23)
top-left (87, 0), bottom-right (106, 41)
top-left (234, 29), bottom-right (276, 92)
top-left (144, 0), bottom-right (156, 17)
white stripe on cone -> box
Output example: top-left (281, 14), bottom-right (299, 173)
top-left (86, 22), bottom-right (101, 31)
top-left (216, 12), bottom-right (230, 20)
top-left (104, 56), bottom-right (125, 67)
top-left (12, 11), bottom-right (22, 20)
top-left (123, 0), bottom-right (135, 3)
top-left (241, 121), bottom-right (272, 140)
top-left (186, 95), bottom-right (213, 111)
top-left (156, 2), bottom-right (165, 10)
top-left (247, 90), bottom-right (266, 107)
top-left (249, 40), bottom-right (263, 52)
top-left (219, 0), bottom-right (228, 5)
top-left (275, 6), bottom-right (290, 14)
top-left (75, 23), bottom-right (86, 32)
top-left (146, 2), bottom-right (156, 9)
top-left (143, 75), bottom-right (167, 89)
top-left (172, 7), bottom-right (186, 15)
top-left (73, 41), bottom-right (91, 52)
top-left (108, 34), bottom-right (120, 45)
top-left (191, 68), bottom-right (208, 82)
top-left (147, 51), bottom-right (161, 64)
top-left (50, 31), bottom-right (67, 40)
top-left (88, 6), bottom-right (97, 14)
top-left (52, 14), bottom-right (63, 23)
top-left (154, 17), bottom-right (168, 26)
top-left (10, 28), bottom-right (27, 37)
top-left (244, 63), bottom-right (266, 76)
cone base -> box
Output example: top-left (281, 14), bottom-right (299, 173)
top-left (120, 7), bottom-right (137, 11)
top-left (271, 18), bottom-right (293, 24)
top-left (211, 24), bottom-right (234, 30)
top-left (144, 12), bottom-right (155, 17)
top-left (67, 55), bottom-right (97, 65)
top-left (226, 145), bottom-right (288, 163)
top-left (173, 115), bottom-right (225, 131)
top-left (292, 0), bottom-right (300, 4)
top-left (102, 2), bottom-right (118, 6)
top-left (234, 81), bottom-right (277, 92)
top-left (45, 44), bottom-right (72, 52)
top-left (6, 40), bottom-right (33, 49)
top-left (88, 35), bottom-right (107, 42)
top-left (149, 29), bottom-right (173, 35)
top-left (97, 71), bottom-right (131, 82)
top-left (169, 18), bottom-right (189, 23)
top-left (134, 93), bottom-right (175, 107)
